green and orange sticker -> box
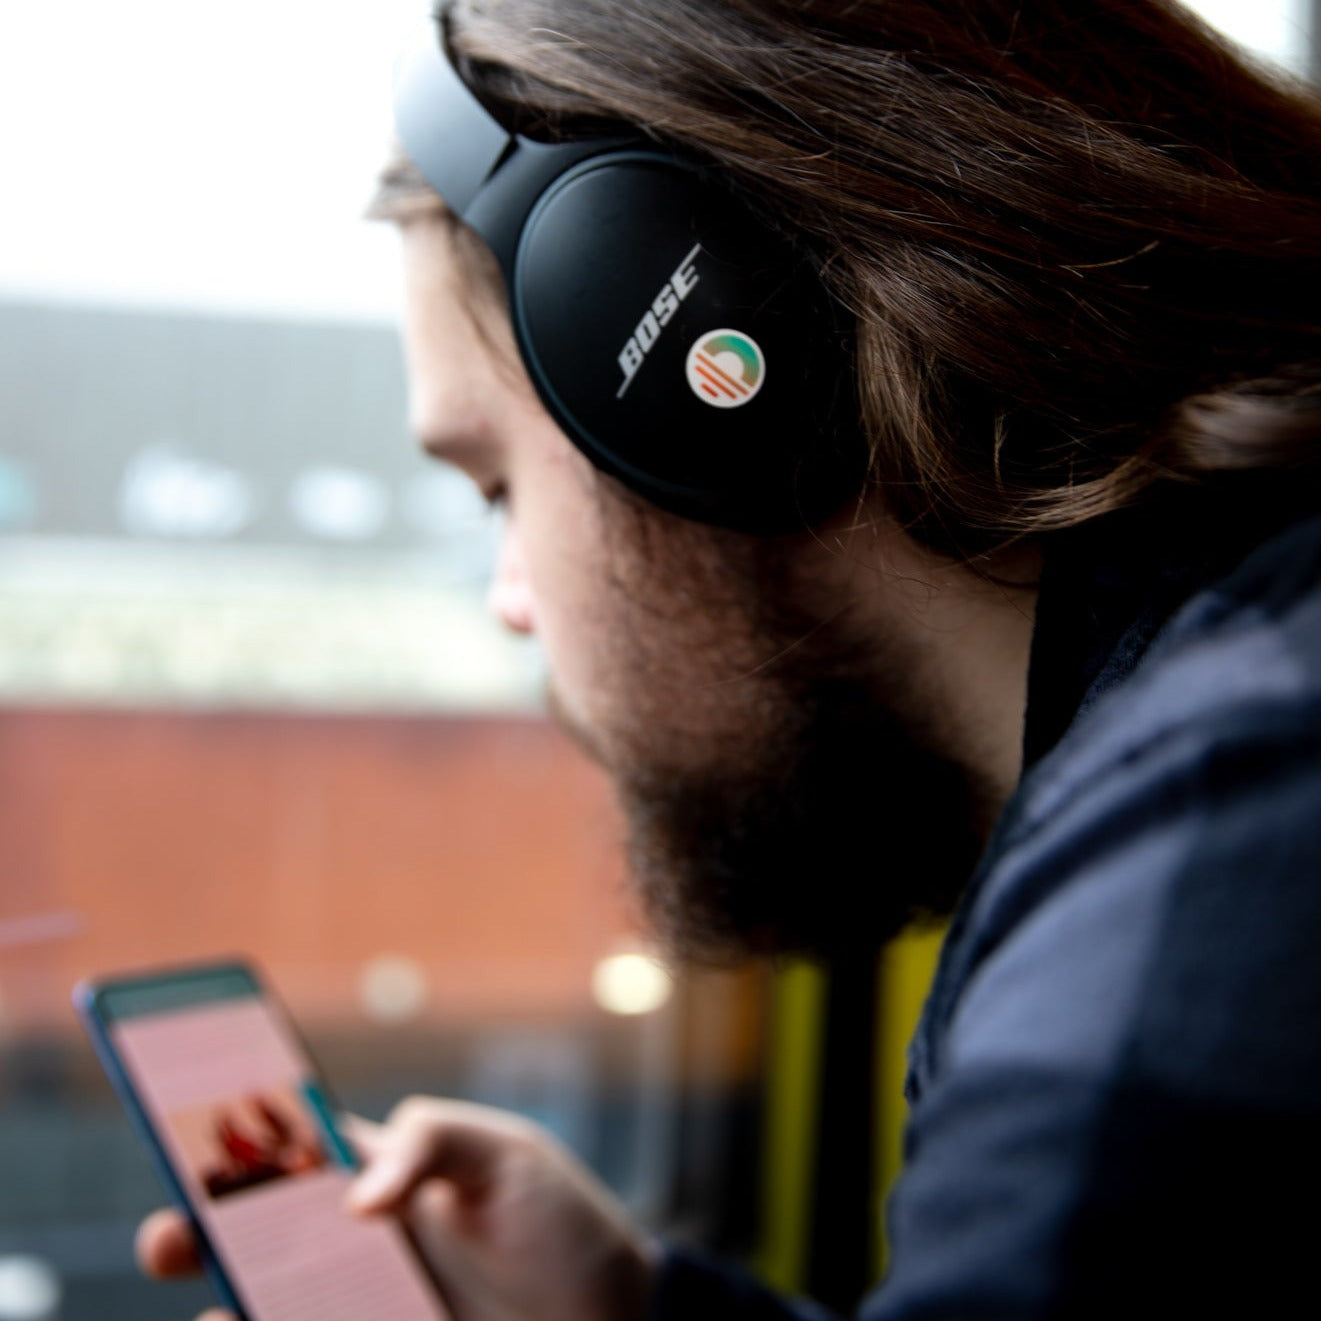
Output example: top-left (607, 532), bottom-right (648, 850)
top-left (686, 330), bottom-right (766, 408)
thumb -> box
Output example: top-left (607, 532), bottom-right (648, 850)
top-left (135, 1207), bottom-right (202, 1278)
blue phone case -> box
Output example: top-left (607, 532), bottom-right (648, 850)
top-left (74, 958), bottom-right (332, 1321)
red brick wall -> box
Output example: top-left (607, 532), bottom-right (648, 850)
top-left (0, 708), bottom-right (636, 1035)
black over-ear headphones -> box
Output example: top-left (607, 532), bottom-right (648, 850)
top-left (394, 18), bottom-right (866, 533)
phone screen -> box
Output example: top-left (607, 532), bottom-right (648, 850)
top-left (79, 962), bottom-right (450, 1321)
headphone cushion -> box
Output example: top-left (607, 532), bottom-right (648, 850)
top-left (512, 154), bottom-right (864, 532)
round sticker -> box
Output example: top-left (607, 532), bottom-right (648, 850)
top-left (686, 330), bottom-right (766, 408)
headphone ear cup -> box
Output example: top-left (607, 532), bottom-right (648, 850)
top-left (511, 154), bottom-right (865, 532)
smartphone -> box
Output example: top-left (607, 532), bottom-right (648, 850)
top-left (75, 958), bottom-right (450, 1321)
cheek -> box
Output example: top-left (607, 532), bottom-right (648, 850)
top-left (520, 519), bottom-right (606, 688)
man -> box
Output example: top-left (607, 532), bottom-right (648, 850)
top-left (139, 1), bottom-right (1321, 1316)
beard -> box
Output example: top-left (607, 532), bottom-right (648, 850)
top-left (550, 500), bottom-right (994, 966)
top-left (616, 675), bottom-right (986, 965)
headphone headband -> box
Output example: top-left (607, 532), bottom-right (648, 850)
top-left (394, 22), bottom-right (510, 217)
top-left (395, 22), bottom-right (619, 277)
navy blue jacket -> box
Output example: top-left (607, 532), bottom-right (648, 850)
top-left (652, 493), bottom-right (1321, 1318)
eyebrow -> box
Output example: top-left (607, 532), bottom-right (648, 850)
top-left (415, 431), bottom-right (506, 506)
top-left (417, 431), bottom-right (480, 464)
top-left (363, 150), bottom-right (450, 224)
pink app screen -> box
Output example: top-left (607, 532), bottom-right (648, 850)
top-left (113, 998), bottom-right (449, 1321)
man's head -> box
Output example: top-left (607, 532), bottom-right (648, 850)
top-left (386, 198), bottom-right (1014, 961)
top-left (375, 0), bottom-right (1321, 961)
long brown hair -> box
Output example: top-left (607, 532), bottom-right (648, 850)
top-left (442, 0), bottom-right (1321, 554)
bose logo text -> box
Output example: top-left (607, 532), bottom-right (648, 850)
top-left (616, 244), bottom-right (702, 398)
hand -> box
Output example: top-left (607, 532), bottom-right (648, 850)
top-left (136, 1097), bottom-right (660, 1321)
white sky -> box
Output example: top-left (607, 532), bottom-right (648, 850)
top-left (0, 0), bottom-right (1311, 325)
top-left (0, 0), bottom-right (426, 323)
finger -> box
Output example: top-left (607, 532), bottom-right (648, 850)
top-left (197, 1311), bottom-right (238, 1321)
top-left (344, 1098), bottom-right (525, 1215)
top-left (135, 1207), bottom-right (202, 1278)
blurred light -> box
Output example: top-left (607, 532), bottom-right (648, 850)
top-left (0, 1255), bottom-right (61, 1321)
top-left (0, 459), bottom-right (37, 531)
top-left (592, 952), bottom-right (674, 1016)
top-left (360, 954), bottom-right (428, 1022)
top-left (119, 446), bottom-right (256, 539)
top-left (289, 466), bottom-right (390, 541)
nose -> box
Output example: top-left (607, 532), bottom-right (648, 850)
top-left (487, 521), bottom-right (537, 636)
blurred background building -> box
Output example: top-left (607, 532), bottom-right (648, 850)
top-left (0, 2), bottom-right (1315, 1317)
